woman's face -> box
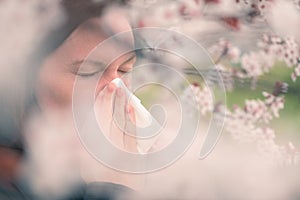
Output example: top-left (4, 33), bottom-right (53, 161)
top-left (32, 11), bottom-right (143, 187)
top-left (36, 10), bottom-right (136, 111)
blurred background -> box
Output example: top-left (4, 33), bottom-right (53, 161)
top-left (0, 0), bottom-right (300, 199)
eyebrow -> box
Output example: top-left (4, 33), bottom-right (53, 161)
top-left (71, 52), bottom-right (136, 70)
top-left (71, 59), bottom-right (106, 69)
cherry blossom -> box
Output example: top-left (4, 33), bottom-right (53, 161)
top-left (224, 91), bottom-right (297, 165)
top-left (258, 35), bottom-right (300, 68)
top-left (182, 80), bottom-right (297, 165)
top-left (208, 38), bottom-right (241, 63)
top-left (291, 63), bottom-right (300, 81)
top-left (127, 0), bottom-right (299, 165)
top-left (181, 83), bottom-right (214, 115)
top-left (208, 34), bottom-right (300, 83)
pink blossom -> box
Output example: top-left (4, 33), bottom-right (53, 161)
top-left (208, 39), bottom-right (241, 64)
top-left (245, 99), bottom-right (272, 122)
top-left (241, 52), bottom-right (264, 77)
top-left (291, 72), bottom-right (297, 82)
top-left (292, 64), bottom-right (300, 81)
top-left (295, 64), bottom-right (300, 76)
top-left (181, 84), bottom-right (214, 115)
top-left (227, 46), bottom-right (241, 63)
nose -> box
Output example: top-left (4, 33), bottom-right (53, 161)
top-left (95, 64), bottom-right (121, 96)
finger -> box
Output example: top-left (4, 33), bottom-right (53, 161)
top-left (123, 105), bottom-right (138, 153)
top-left (112, 88), bottom-right (126, 130)
top-left (126, 104), bottom-right (136, 125)
top-left (111, 87), bottom-right (138, 152)
top-left (95, 82), bottom-right (116, 137)
top-left (110, 87), bottom-right (126, 148)
top-left (112, 86), bottom-right (139, 153)
top-left (98, 82), bottom-right (116, 103)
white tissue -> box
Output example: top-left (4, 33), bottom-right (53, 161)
top-left (111, 78), bottom-right (162, 153)
top-left (111, 78), bottom-right (152, 128)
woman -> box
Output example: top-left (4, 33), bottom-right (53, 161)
top-left (0, 0), bottom-right (143, 199)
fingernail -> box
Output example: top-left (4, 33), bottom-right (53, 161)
top-left (126, 105), bottom-right (131, 113)
top-left (107, 83), bottom-right (115, 93)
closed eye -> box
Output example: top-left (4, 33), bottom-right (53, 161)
top-left (118, 54), bottom-right (136, 74)
top-left (71, 59), bottom-right (107, 78)
top-left (76, 70), bottom-right (102, 77)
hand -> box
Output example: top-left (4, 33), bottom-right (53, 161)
top-left (79, 81), bottom-right (145, 190)
top-left (97, 82), bottom-right (137, 152)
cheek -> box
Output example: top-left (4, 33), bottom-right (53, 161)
top-left (36, 63), bottom-right (75, 110)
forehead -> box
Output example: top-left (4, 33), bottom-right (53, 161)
top-left (56, 9), bottom-right (134, 65)
top-left (72, 8), bottom-right (133, 40)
